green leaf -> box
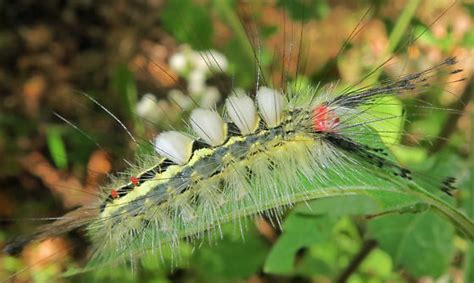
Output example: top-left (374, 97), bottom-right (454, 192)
top-left (46, 126), bottom-right (68, 170)
top-left (462, 29), bottom-right (474, 48)
top-left (112, 65), bottom-right (144, 137)
top-left (368, 211), bottom-right (454, 278)
top-left (295, 191), bottom-right (421, 218)
top-left (360, 96), bottom-right (404, 146)
top-left (390, 145), bottom-right (427, 166)
top-left (161, 0), bottom-right (213, 50)
top-left (264, 214), bottom-right (336, 275)
top-left (193, 230), bottom-right (269, 281)
top-left (277, 0), bottom-right (330, 20)
top-left (354, 248), bottom-right (394, 282)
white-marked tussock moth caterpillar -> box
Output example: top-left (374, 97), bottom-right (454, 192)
top-left (0, 0), bottom-right (473, 282)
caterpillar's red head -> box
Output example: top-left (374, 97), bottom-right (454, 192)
top-left (312, 105), bottom-right (340, 133)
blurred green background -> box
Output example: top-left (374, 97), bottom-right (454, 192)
top-left (0, 0), bottom-right (472, 282)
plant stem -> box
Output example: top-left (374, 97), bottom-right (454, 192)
top-left (213, 1), bottom-right (255, 75)
top-left (409, 183), bottom-right (474, 240)
top-left (336, 239), bottom-right (378, 283)
top-left (430, 79), bottom-right (473, 153)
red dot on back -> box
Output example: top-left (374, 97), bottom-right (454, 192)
top-left (312, 105), bottom-right (340, 132)
top-left (130, 176), bottom-right (139, 186)
top-left (111, 189), bottom-right (118, 199)
top-left (313, 105), bottom-right (329, 132)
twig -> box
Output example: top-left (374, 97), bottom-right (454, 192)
top-left (336, 239), bottom-right (378, 283)
top-left (430, 78), bottom-right (473, 153)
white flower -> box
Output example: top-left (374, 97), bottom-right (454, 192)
top-left (136, 93), bottom-right (163, 123)
top-left (168, 89), bottom-right (193, 110)
top-left (188, 69), bottom-right (206, 94)
top-left (199, 86), bottom-right (220, 109)
top-left (169, 52), bottom-right (187, 74)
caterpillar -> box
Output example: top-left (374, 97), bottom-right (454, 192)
top-left (1, 1), bottom-right (472, 282)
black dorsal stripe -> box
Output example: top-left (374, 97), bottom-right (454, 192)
top-left (226, 122), bottom-right (242, 137)
top-left (192, 139), bottom-right (209, 152)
